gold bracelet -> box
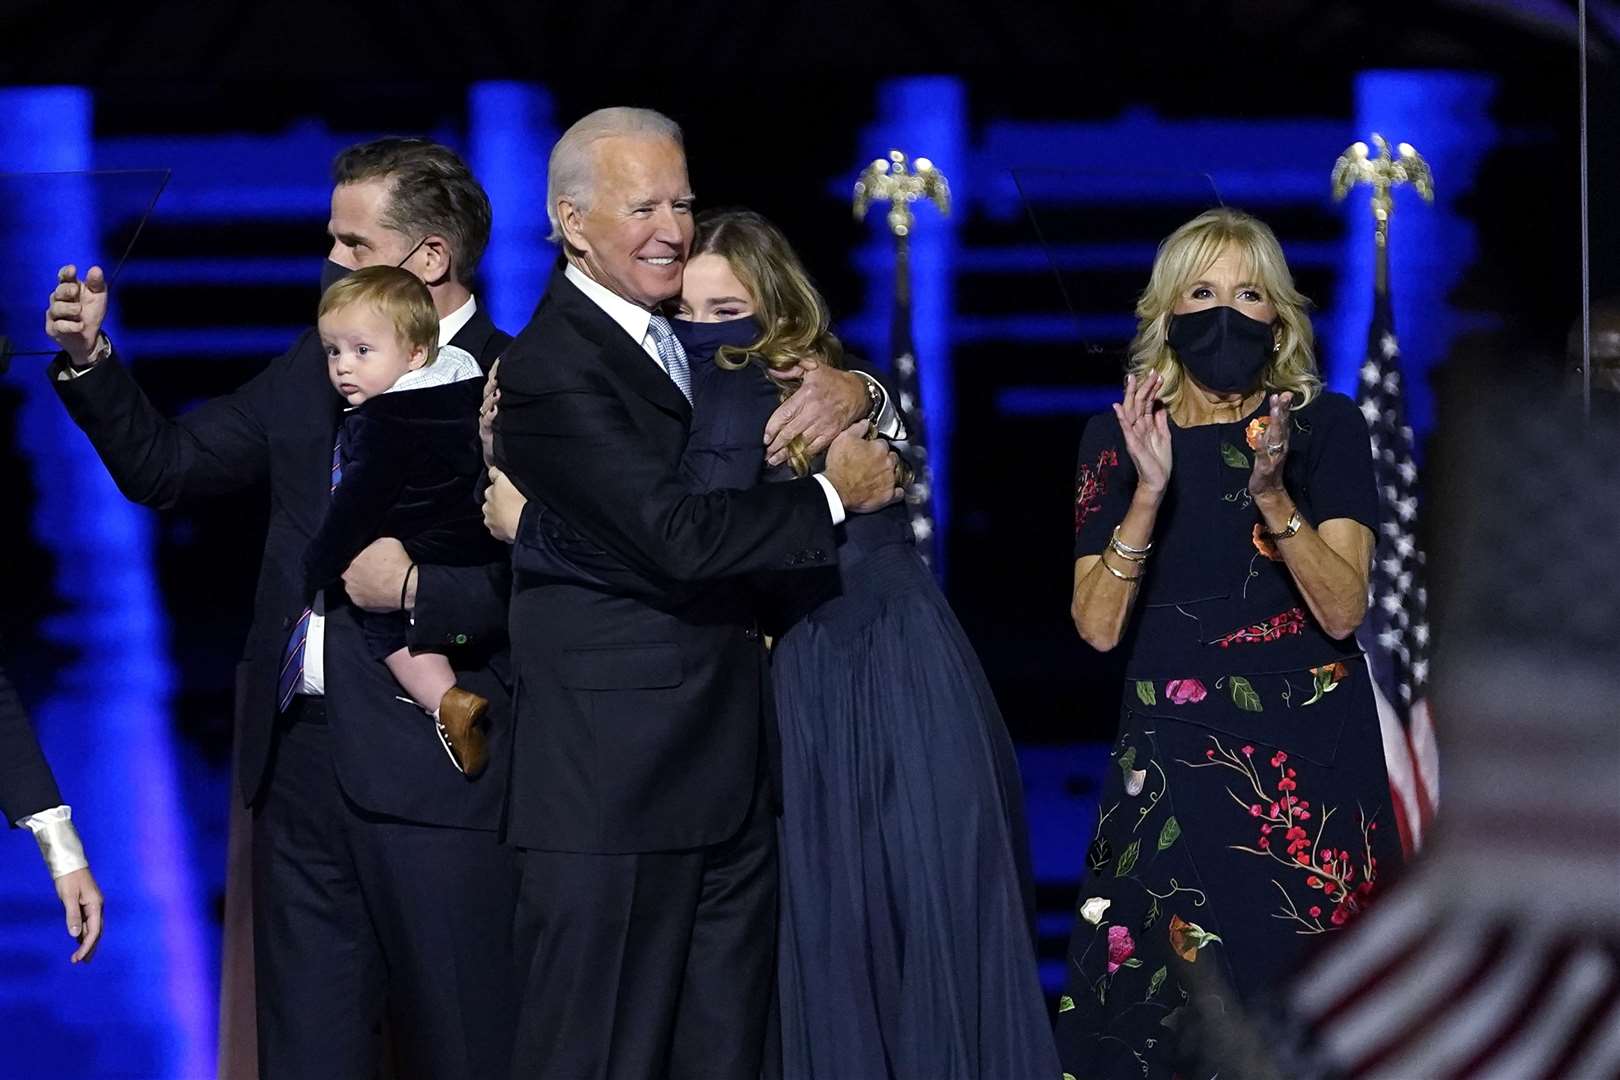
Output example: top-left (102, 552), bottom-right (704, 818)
top-left (1110, 525), bottom-right (1152, 558)
top-left (1100, 555), bottom-right (1144, 583)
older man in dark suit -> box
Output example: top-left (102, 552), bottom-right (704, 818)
top-left (45, 138), bottom-right (519, 1080)
top-left (494, 107), bottom-right (903, 1080)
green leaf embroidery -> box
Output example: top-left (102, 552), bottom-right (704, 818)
top-left (1302, 669), bottom-right (1328, 706)
top-left (1063, 1075), bottom-right (1079, 1080)
top-left (1118, 746), bottom-right (1138, 773)
top-left (1114, 838), bottom-right (1142, 877)
top-left (1123, 957), bottom-right (1144, 968)
top-left (1135, 680), bottom-right (1157, 706)
top-left (1229, 676), bottom-right (1263, 712)
top-left (1221, 442), bottom-right (1251, 470)
top-left (1148, 965), bottom-right (1167, 998)
top-left (1157, 815), bottom-right (1182, 851)
top-left (1142, 897), bottom-right (1162, 931)
top-left (1058, 994), bottom-right (1076, 1013)
top-left (1303, 665), bottom-right (1345, 707)
top-left (1086, 835), bottom-right (1114, 872)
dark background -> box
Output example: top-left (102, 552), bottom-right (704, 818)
top-left (0, 1), bottom-right (1613, 1072)
top-left (3, 0), bottom-right (1608, 749)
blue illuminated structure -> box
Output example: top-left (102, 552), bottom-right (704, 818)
top-left (469, 82), bottom-right (558, 333)
top-left (855, 77), bottom-right (964, 575)
top-left (0, 88), bottom-right (212, 1079)
top-left (1330, 71), bottom-right (1498, 445)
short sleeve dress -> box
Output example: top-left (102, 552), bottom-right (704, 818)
top-left (1056, 391), bottom-right (1405, 1080)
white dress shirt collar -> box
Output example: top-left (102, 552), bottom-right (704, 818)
top-left (438, 294), bottom-right (478, 347)
top-left (565, 263), bottom-right (654, 348)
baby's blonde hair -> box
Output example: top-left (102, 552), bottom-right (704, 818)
top-left (318, 265), bottom-right (439, 362)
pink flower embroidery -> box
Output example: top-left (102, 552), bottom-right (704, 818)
top-left (1106, 924), bottom-right (1136, 973)
top-left (1074, 448), bottom-right (1120, 534)
top-left (1166, 679), bottom-right (1208, 705)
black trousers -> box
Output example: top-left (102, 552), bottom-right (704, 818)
top-left (251, 699), bottom-right (522, 1080)
top-left (510, 778), bottom-right (778, 1080)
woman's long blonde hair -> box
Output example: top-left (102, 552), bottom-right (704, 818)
top-left (691, 208), bottom-right (844, 476)
top-left (1128, 207), bottom-right (1320, 411)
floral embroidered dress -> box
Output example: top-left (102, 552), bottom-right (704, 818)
top-left (1057, 392), bottom-right (1404, 1080)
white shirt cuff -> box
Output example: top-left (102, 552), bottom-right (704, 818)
top-left (812, 473), bottom-right (846, 526)
top-left (300, 603), bottom-right (327, 697)
top-left (17, 805), bottom-right (89, 879)
top-left (55, 334), bottom-right (111, 381)
top-left (853, 371), bottom-right (906, 441)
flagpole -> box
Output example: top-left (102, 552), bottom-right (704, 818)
top-left (1332, 133), bottom-right (1440, 856)
top-left (1579, 0), bottom-right (1592, 420)
top-left (1333, 133), bottom-right (1433, 301)
top-left (853, 150), bottom-right (950, 566)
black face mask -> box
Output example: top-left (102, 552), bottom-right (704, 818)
top-left (1167, 305), bottom-right (1276, 395)
top-left (669, 315), bottom-right (763, 362)
top-left (320, 236), bottom-right (430, 297)
top-left (320, 258), bottom-right (352, 295)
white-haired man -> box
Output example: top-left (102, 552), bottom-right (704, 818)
top-left (493, 106), bottom-right (904, 1080)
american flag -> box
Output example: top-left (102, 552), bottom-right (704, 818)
top-left (889, 271), bottom-right (937, 566)
top-left (1355, 287), bottom-right (1439, 856)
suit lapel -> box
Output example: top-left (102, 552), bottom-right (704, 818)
top-left (548, 268), bottom-right (693, 423)
top-left (449, 305), bottom-right (506, 370)
top-left (280, 334), bottom-right (345, 536)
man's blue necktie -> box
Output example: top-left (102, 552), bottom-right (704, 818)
top-left (277, 434), bottom-right (344, 711)
top-left (646, 314), bottom-right (693, 405)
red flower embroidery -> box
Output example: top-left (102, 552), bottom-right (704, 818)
top-left (1075, 448), bottom-right (1120, 533)
top-left (1181, 734), bottom-right (1383, 935)
top-left (1214, 608), bottom-right (1308, 649)
top-left (1106, 924), bottom-right (1136, 973)
top-left (1166, 678), bottom-right (1208, 704)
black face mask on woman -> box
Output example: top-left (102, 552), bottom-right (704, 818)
top-left (1166, 305), bottom-right (1276, 394)
top-left (669, 315), bottom-right (763, 362)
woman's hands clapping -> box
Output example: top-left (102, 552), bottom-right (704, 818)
top-left (1113, 372), bottom-right (1172, 498)
top-left (1247, 391), bottom-right (1294, 498)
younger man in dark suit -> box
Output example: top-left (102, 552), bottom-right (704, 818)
top-left (45, 138), bottom-right (519, 1080)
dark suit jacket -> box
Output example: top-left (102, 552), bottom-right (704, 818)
top-left (304, 379), bottom-right (503, 596)
top-left (494, 265), bottom-right (837, 854)
top-left (0, 666), bottom-right (63, 826)
top-left (50, 305), bottom-right (515, 826)
top-left (514, 351), bottom-right (913, 628)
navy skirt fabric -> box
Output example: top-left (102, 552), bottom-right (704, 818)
top-left (769, 543), bottom-right (1060, 1080)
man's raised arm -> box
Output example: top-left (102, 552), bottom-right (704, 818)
top-left (45, 264), bottom-right (274, 508)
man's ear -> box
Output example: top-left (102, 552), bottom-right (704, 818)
top-left (557, 198), bottom-right (590, 253)
top-left (418, 235), bottom-right (452, 286)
